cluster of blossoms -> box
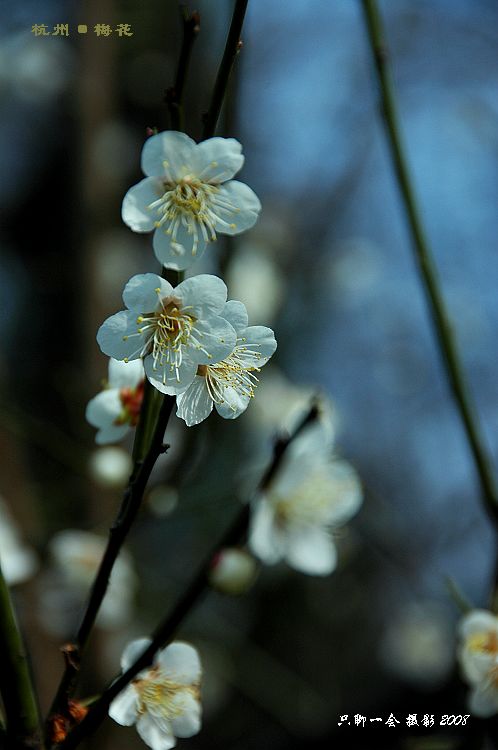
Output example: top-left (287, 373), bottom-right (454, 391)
top-left (88, 132), bottom-right (276, 436)
top-left (96, 274), bottom-right (276, 426)
top-left (458, 609), bottom-right (498, 717)
top-left (86, 129), bottom-right (362, 750)
top-left (85, 132), bottom-right (274, 748)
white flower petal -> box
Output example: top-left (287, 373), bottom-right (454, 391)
top-left (108, 357), bottom-right (144, 389)
top-left (153, 223), bottom-right (208, 272)
top-left (460, 647), bottom-right (496, 684)
top-left (169, 691), bottom-right (201, 738)
top-left (212, 180), bottom-right (261, 236)
top-left (97, 310), bottom-right (146, 362)
top-left (215, 386), bottom-right (251, 420)
top-left (85, 389), bottom-right (122, 430)
top-left (459, 610), bottom-right (498, 640)
top-left (122, 177), bottom-right (164, 232)
top-left (248, 499), bottom-right (283, 565)
top-left (136, 714), bottom-right (176, 750)
top-left (142, 130), bottom-right (197, 180)
top-left (222, 300), bottom-right (248, 333)
top-left (108, 685), bottom-right (139, 726)
top-left (322, 460), bottom-right (363, 526)
top-left (191, 137), bottom-right (244, 183)
top-left (174, 275), bottom-right (227, 318)
top-left (237, 325), bottom-right (277, 366)
top-left (120, 637), bottom-right (152, 671)
top-left (192, 316), bottom-right (236, 365)
top-left (176, 376), bottom-right (213, 426)
top-left (469, 683), bottom-right (498, 718)
top-left (123, 274), bottom-right (173, 313)
top-left (95, 422), bottom-right (130, 446)
top-left (272, 422), bottom-right (334, 495)
top-left (144, 354), bottom-right (198, 395)
top-left (284, 526), bottom-right (337, 576)
top-left (157, 642), bottom-right (202, 685)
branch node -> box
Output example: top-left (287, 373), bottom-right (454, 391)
top-left (61, 643), bottom-right (80, 672)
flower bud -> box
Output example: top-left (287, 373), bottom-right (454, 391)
top-left (209, 548), bottom-right (258, 595)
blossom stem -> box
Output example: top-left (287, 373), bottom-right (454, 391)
top-left (0, 561), bottom-right (43, 749)
top-left (202, 0), bottom-right (248, 139)
top-left (45, 395), bottom-right (175, 740)
top-left (165, 7), bottom-right (200, 132)
top-left (57, 401), bottom-right (320, 749)
top-left (131, 378), bottom-right (162, 467)
top-left (361, 0), bottom-right (498, 522)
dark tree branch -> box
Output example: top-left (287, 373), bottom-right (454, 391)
top-left (46, 396), bottom-right (175, 740)
top-left (165, 6), bottom-right (200, 132)
top-left (202, 0), bottom-right (248, 139)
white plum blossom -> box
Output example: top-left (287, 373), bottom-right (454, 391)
top-left (249, 419), bottom-right (362, 576)
top-left (121, 131), bottom-right (261, 270)
top-left (176, 301), bottom-right (276, 426)
top-left (86, 358), bottom-right (144, 444)
top-left (97, 273), bottom-right (237, 395)
top-left (458, 609), bottom-right (498, 717)
top-left (109, 639), bottom-right (202, 750)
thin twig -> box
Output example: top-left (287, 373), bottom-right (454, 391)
top-left (361, 0), bottom-right (498, 523)
top-left (57, 401), bottom-right (320, 749)
top-left (45, 396), bottom-right (175, 739)
top-left (0, 561), bottom-right (42, 750)
top-left (165, 6), bottom-right (200, 132)
top-left (202, 0), bottom-right (248, 139)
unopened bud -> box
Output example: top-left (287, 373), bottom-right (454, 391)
top-left (88, 446), bottom-right (132, 488)
top-left (209, 548), bottom-right (258, 595)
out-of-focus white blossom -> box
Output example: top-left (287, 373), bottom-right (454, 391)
top-left (0, 498), bottom-right (38, 585)
top-left (249, 419), bottom-right (361, 576)
top-left (249, 367), bottom-right (336, 438)
top-left (86, 358), bottom-right (144, 445)
top-left (40, 530), bottom-right (136, 633)
top-left (458, 609), bottom-right (498, 717)
top-left (109, 639), bottom-right (202, 750)
top-left (380, 601), bottom-right (454, 688)
top-left (176, 301), bottom-right (276, 426)
top-left (226, 244), bottom-right (284, 324)
top-left (0, 32), bottom-right (72, 101)
top-left (97, 273), bottom-right (236, 395)
top-left (147, 485), bottom-right (179, 517)
top-left (88, 446), bottom-right (133, 488)
top-left (122, 131), bottom-right (261, 270)
top-left (208, 548), bottom-right (258, 595)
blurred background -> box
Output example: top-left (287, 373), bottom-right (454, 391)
top-left (1, 0), bottom-right (498, 747)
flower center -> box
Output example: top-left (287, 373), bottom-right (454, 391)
top-left (147, 168), bottom-right (239, 257)
top-left (197, 341), bottom-right (262, 410)
top-left (123, 293), bottom-right (211, 384)
top-left (133, 670), bottom-right (200, 721)
top-left (467, 630), bottom-right (498, 655)
top-left (273, 470), bottom-right (336, 526)
top-left (115, 380), bottom-right (144, 426)
top-left (134, 673), bottom-right (183, 720)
